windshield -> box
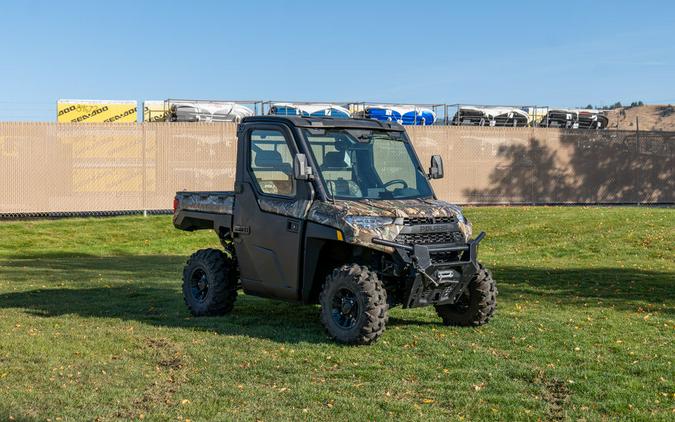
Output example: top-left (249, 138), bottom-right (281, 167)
top-left (303, 129), bottom-right (433, 200)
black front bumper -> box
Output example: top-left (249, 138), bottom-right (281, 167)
top-left (373, 232), bottom-right (486, 308)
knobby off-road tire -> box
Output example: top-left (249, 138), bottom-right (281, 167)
top-left (435, 263), bottom-right (497, 326)
top-left (182, 248), bottom-right (238, 316)
top-left (319, 264), bottom-right (388, 345)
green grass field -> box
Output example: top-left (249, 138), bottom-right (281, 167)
top-left (0, 207), bottom-right (673, 421)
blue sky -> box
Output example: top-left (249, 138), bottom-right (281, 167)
top-left (0, 0), bottom-right (673, 120)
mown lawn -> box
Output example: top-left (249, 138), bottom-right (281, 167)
top-left (0, 207), bottom-right (673, 421)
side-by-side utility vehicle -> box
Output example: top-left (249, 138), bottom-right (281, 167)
top-left (173, 116), bottom-right (496, 344)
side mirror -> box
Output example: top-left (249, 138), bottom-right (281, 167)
top-left (429, 155), bottom-right (444, 179)
top-left (293, 153), bottom-right (314, 180)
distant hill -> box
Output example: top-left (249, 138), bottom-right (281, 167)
top-left (605, 104), bottom-right (675, 131)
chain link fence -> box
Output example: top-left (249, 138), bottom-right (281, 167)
top-left (0, 122), bottom-right (672, 217)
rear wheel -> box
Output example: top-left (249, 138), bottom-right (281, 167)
top-left (182, 248), bottom-right (238, 316)
top-left (319, 264), bottom-right (388, 345)
top-left (435, 263), bottom-right (496, 326)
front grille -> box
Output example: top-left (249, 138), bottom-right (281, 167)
top-left (396, 231), bottom-right (464, 245)
top-left (402, 215), bottom-right (456, 226)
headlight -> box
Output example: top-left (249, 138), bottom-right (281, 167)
top-left (344, 216), bottom-right (394, 229)
top-left (456, 213), bottom-right (472, 239)
top-left (457, 213), bottom-right (468, 224)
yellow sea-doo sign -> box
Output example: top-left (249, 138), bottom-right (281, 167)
top-left (57, 100), bottom-right (138, 123)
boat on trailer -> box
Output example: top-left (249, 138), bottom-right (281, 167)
top-left (169, 101), bottom-right (254, 123)
top-left (539, 109), bottom-right (608, 129)
top-left (452, 106), bottom-right (530, 127)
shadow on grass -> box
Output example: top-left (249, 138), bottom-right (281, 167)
top-left (0, 253), bottom-right (673, 345)
top-left (0, 254), bottom-right (331, 344)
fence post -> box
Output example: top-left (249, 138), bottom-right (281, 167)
top-left (635, 117), bottom-right (640, 206)
top-left (142, 123), bottom-right (147, 217)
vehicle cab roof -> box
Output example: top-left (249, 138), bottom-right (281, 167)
top-left (240, 115), bottom-right (406, 132)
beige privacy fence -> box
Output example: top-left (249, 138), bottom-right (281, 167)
top-left (0, 123), bottom-right (238, 214)
top-left (0, 122), bottom-right (672, 215)
top-left (411, 126), bottom-right (674, 204)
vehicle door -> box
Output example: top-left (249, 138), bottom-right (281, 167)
top-left (232, 124), bottom-right (311, 300)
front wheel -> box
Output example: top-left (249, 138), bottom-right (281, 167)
top-left (435, 263), bottom-right (497, 326)
top-left (319, 264), bottom-right (388, 345)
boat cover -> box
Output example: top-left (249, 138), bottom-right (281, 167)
top-left (453, 106), bottom-right (530, 127)
top-left (170, 102), bottom-right (254, 123)
top-left (364, 105), bottom-right (436, 125)
top-left (540, 109), bottom-right (608, 129)
top-left (270, 103), bottom-right (351, 118)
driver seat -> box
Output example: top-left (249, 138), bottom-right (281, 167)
top-left (320, 151), bottom-right (361, 197)
top-left (253, 150), bottom-right (293, 195)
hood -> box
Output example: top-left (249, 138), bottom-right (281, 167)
top-left (307, 198), bottom-right (473, 252)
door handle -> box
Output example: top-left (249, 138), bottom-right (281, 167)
top-left (286, 219), bottom-right (299, 233)
top-left (233, 225), bottom-right (250, 235)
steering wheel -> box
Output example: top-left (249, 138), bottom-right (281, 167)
top-left (383, 179), bottom-right (409, 191)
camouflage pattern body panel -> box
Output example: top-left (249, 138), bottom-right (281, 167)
top-left (176, 192), bottom-right (235, 214)
top-left (175, 190), bottom-right (472, 254)
top-left (307, 198), bottom-right (473, 253)
top-left (257, 197), bottom-right (311, 219)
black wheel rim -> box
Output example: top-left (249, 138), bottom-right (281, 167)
top-left (331, 288), bottom-right (359, 329)
top-left (190, 268), bottom-right (209, 302)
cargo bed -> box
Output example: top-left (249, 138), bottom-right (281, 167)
top-left (173, 191), bottom-right (235, 233)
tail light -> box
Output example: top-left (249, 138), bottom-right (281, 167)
top-left (173, 197), bottom-right (179, 213)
